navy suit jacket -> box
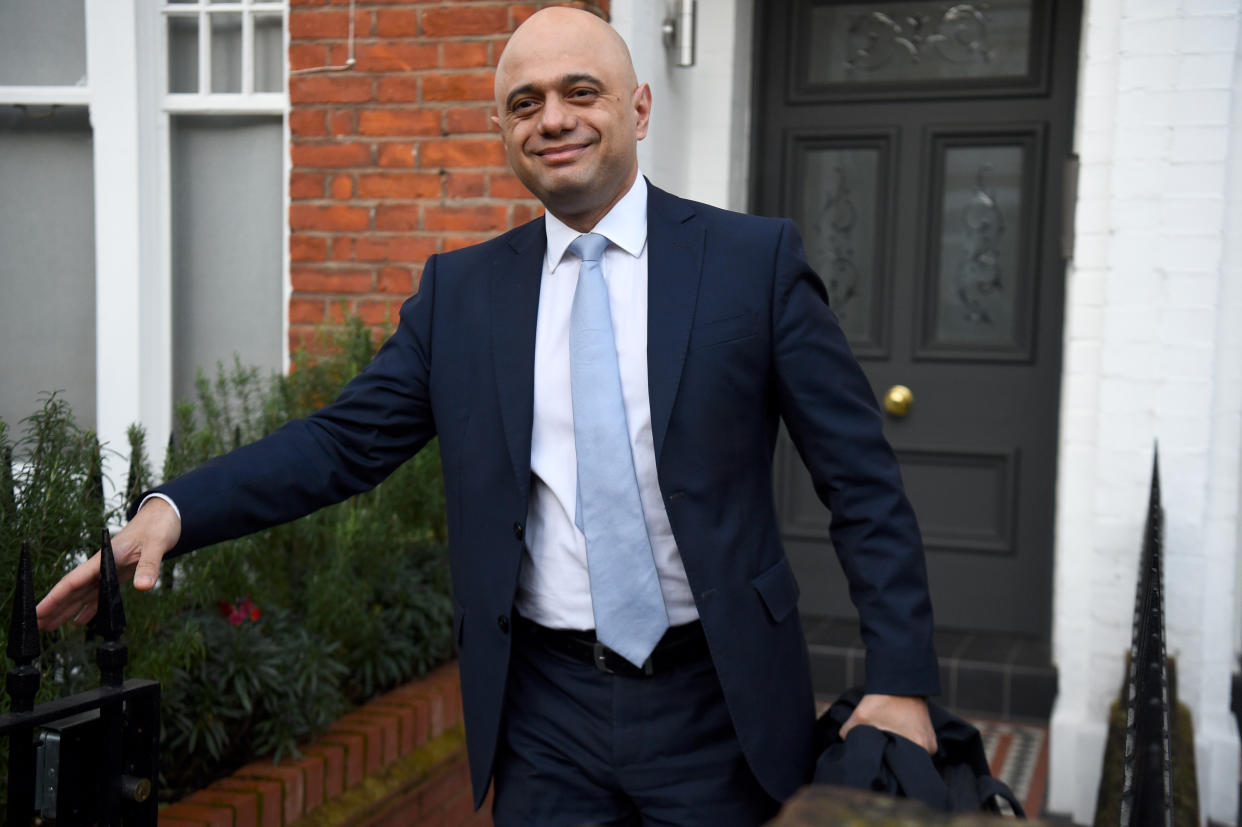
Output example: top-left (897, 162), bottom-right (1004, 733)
top-left (158, 183), bottom-right (938, 806)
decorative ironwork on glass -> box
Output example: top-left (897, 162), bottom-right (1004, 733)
top-left (844, 6), bottom-right (994, 74)
top-left (932, 143), bottom-right (1024, 347)
top-left (798, 146), bottom-right (881, 344)
top-left (813, 165), bottom-right (862, 318)
top-left (806, 0), bottom-right (1032, 86)
top-left (953, 164), bottom-right (1005, 324)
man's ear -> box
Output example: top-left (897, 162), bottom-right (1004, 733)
top-left (633, 83), bottom-right (652, 141)
top-left (491, 114), bottom-right (502, 129)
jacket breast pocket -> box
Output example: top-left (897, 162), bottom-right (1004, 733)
top-left (689, 310), bottom-right (758, 350)
top-left (752, 557), bottom-right (800, 624)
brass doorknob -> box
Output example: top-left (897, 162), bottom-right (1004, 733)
top-left (884, 385), bottom-right (914, 417)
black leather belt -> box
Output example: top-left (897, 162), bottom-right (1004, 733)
top-left (516, 616), bottom-right (709, 678)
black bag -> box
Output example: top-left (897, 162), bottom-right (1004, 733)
top-left (812, 687), bottom-right (1026, 817)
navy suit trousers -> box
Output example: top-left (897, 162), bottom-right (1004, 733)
top-left (493, 622), bottom-right (780, 826)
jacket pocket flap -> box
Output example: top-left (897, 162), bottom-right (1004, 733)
top-left (752, 557), bottom-right (800, 623)
top-left (690, 310), bottom-right (758, 349)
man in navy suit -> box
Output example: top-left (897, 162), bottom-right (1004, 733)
top-left (39, 7), bottom-right (938, 824)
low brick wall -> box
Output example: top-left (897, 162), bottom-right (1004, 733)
top-left (159, 662), bottom-right (492, 827)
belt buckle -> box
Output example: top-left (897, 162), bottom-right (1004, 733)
top-left (592, 641), bottom-right (616, 675)
top-left (592, 642), bottom-right (656, 677)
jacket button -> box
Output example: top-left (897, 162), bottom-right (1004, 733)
top-left (497, 615), bottom-right (510, 634)
top-left (513, 522), bottom-right (524, 541)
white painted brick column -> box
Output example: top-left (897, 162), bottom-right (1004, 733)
top-left (1050, 0), bottom-right (1242, 822)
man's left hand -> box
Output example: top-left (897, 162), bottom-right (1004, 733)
top-left (838, 693), bottom-right (937, 754)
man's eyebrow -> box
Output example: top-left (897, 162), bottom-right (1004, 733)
top-left (505, 83), bottom-right (537, 110)
top-left (504, 74), bottom-right (606, 110)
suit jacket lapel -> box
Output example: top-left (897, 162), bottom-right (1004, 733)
top-left (491, 218), bottom-right (546, 500)
top-left (646, 184), bottom-right (705, 462)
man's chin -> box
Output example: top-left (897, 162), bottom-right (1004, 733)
top-left (526, 173), bottom-right (596, 211)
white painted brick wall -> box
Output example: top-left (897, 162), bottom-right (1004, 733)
top-left (616, 0), bottom-right (752, 212)
top-left (1050, 0), bottom-right (1242, 823)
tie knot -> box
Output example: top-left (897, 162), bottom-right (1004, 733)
top-left (569, 233), bottom-right (610, 263)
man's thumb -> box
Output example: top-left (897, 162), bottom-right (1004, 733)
top-left (133, 555), bottom-right (162, 589)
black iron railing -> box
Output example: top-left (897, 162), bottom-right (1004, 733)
top-left (1119, 452), bottom-right (1174, 826)
top-left (1, 533), bottom-right (160, 826)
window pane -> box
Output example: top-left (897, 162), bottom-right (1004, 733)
top-left (171, 116), bottom-right (283, 408)
top-left (168, 15), bottom-right (200, 94)
top-left (254, 14), bottom-right (284, 93)
top-left (211, 13), bottom-right (243, 94)
top-left (0, 107), bottom-right (96, 429)
top-left (0, 0), bottom-right (87, 86)
top-left (806, 0), bottom-right (1032, 86)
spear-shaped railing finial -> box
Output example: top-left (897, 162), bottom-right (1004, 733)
top-left (1120, 443), bottom-right (1173, 826)
top-left (95, 529), bottom-right (128, 687)
top-left (6, 540), bottom-right (42, 713)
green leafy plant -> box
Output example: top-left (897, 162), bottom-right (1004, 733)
top-left (0, 315), bottom-right (453, 804)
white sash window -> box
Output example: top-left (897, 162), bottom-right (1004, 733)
top-left (0, 0), bottom-right (288, 482)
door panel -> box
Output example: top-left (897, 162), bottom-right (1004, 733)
top-left (757, 0), bottom-right (1081, 640)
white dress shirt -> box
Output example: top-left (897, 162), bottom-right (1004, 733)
top-left (515, 174), bottom-right (698, 630)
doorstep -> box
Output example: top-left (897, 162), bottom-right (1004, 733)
top-left (805, 615), bottom-right (1058, 719)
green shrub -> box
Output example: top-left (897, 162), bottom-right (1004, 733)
top-left (0, 316), bottom-right (452, 803)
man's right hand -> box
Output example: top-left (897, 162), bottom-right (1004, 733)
top-left (36, 497), bottom-right (182, 632)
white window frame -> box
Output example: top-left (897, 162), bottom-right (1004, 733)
top-left (1, 1), bottom-right (288, 489)
top-left (0, 5), bottom-right (148, 484)
top-left (157, 0), bottom-right (291, 399)
top-left (0, 87), bottom-right (91, 106)
top-left (161, 0), bottom-right (287, 114)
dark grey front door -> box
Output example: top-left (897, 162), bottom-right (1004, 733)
top-left (754, 0), bottom-right (1082, 639)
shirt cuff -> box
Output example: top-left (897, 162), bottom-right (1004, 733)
top-left (138, 492), bottom-right (182, 522)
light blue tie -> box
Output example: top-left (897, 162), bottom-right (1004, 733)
top-left (569, 233), bottom-right (669, 668)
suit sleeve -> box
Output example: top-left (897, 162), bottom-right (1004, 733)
top-left (768, 219), bottom-right (940, 697)
top-left (149, 256), bottom-right (444, 555)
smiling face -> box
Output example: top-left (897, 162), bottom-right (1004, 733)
top-left (493, 8), bottom-right (651, 232)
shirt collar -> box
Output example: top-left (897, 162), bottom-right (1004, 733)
top-left (544, 173), bottom-right (648, 270)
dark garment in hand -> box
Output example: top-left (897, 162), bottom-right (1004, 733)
top-left (812, 688), bottom-right (1025, 817)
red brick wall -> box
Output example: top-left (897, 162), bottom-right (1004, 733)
top-left (158, 663), bottom-right (489, 826)
top-left (287, 1), bottom-right (609, 353)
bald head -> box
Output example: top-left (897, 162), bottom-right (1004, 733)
top-left (495, 8), bottom-right (638, 107)
top-left (491, 6), bottom-right (651, 231)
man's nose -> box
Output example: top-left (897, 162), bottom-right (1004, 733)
top-left (538, 95), bottom-right (575, 135)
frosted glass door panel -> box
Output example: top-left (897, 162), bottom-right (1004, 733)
top-left (804, 0), bottom-right (1033, 86)
top-left (793, 142), bottom-right (891, 353)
